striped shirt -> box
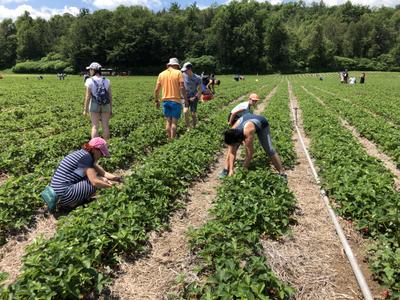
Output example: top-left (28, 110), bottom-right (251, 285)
top-left (50, 149), bottom-right (94, 196)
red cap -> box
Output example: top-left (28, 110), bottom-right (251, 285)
top-left (88, 137), bottom-right (110, 157)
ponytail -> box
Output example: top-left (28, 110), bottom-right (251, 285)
top-left (83, 143), bottom-right (95, 152)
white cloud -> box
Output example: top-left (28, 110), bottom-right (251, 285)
top-left (0, 0), bottom-right (27, 4)
top-left (314, 0), bottom-right (398, 7)
top-left (225, 0), bottom-right (396, 7)
top-left (0, 4), bottom-right (80, 20)
top-left (89, 0), bottom-right (162, 9)
top-left (267, 0), bottom-right (283, 4)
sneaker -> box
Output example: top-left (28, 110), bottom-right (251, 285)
top-left (278, 173), bottom-right (288, 181)
top-left (218, 169), bottom-right (228, 179)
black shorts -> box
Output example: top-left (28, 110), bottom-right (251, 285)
top-left (227, 113), bottom-right (240, 124)
top-left (185, 96), bottom-right (199, 113)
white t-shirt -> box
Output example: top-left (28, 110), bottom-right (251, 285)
top-left (231, 101), bottom-right (250, 114)
top-left (85, 76), bottom-right (110, 95)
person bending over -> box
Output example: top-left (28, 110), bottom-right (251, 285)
top-left (219, 114), bottom-right (286, 179)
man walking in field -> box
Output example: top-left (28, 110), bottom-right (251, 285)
top-left (154, 58), bottom-right (187, 140)
top-left (181, 62), bottom-right (202, 129)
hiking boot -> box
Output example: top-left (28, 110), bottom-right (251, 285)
top-left (218, 169), bottom-right (228, 179)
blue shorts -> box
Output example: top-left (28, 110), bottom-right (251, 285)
top-left (162, 100), bottom-right (182, 119)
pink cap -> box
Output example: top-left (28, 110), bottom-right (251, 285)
top-left (88, 137), bottom-right (110, 157)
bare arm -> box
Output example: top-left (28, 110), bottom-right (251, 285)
top-left (228, 109), bottom-right (245, 125)
top-left (180, 82), bottom-right (187, 101)
top-left (108, 86), bottom-right (113, 115)
top-left (154, 82), bottom-right (161, 108)
top-left (196, 84), bottom-right (202, 99)
top-left (227, 144), bottom-right (239, 176)
top-left (94, 164), bottom-right (123, 182)
top-left (85, 167), bottom-right (113, 188)
top-left (243, 126), bottom-right (255, 170)
top-left (206, 81), bottom-right (213, 94)
top-left (83, 87), bottom-right (91, 116)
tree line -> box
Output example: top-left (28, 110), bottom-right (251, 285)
top-left (0, 0), bottom-right (399, 74)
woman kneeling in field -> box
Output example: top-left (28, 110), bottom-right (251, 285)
top-left (43, 137), bottom-right (122, 210)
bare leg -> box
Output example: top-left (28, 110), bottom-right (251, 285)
top-left (100, 112), bottom-right (111, 141)
top-left (165, 118), bottom-right (172, 139)
top-left (90, 112), bottom-right (101, 139)
top-left (184, 107), bottom-right (190, 128)
top-left (192, 112), bottom-right (197, 127)
top-left (170, 118), bottom-right (178, 139)
top-left (270, 153), bottom-right (284, 173)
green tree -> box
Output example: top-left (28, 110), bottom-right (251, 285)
top-left (263, 15), bottom-right (290, 71)
top-left (0, 19), bottom-right (17, 69)
top-left (302, 22), bottom-right (331, 70)
top-left (15, 12), bottom-right (50, 61)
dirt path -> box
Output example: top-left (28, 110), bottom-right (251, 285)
top-left (0, 173), bottom-right (9, 186)
top-left (0, 93), bottom-right (254, 289)
top-left (104, 88), bottom-right (278, 300)
top-left (0, 212), bottom-right (56, 285)
top-left (302, 86), bottom-right (400, 190)
top-left (262, 82), bottom-right (383, 299)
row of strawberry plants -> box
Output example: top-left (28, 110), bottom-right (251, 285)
top-left (0, 77), bottom-right (155, 134)
top-left (182, 83), bottom-right (297, 298)
top-left (302, 73), bottom-right (400, 125)
top-left (303, 85), bottom-right (400, 168)
top-left (0, 76), bottom-right (250, 174)
top-left (311, 85), bottom-right (400, 127)
top-left (0, 78), bottom-right (262, 245)
top-left (291, 82), bottom-right (400, 298)
top-left (0, 92), bottom-right (161, 174)
top-left (1, 83), bottom-right (272, 298)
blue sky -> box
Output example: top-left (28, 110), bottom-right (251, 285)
top-left (0, 0), bottom-right (398, 21)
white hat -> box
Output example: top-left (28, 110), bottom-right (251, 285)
top-left (181, 62), bottom-right (192, 72)
top-left (86, 62), bottom-right (102, 70)
top-left (167, 58), bottom-right (180, 66)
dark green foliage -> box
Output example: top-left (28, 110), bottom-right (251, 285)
top-left (1, 2), bottom-right (399, 73)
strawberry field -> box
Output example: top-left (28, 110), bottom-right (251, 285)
top-left (0, 72), bottom-right (399, 299)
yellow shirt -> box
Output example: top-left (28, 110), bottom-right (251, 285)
top-left (157, 67), bottom-right (184, 102)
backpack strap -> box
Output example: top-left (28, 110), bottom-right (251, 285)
top-left (91, 79), bottom-right (99, 97)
